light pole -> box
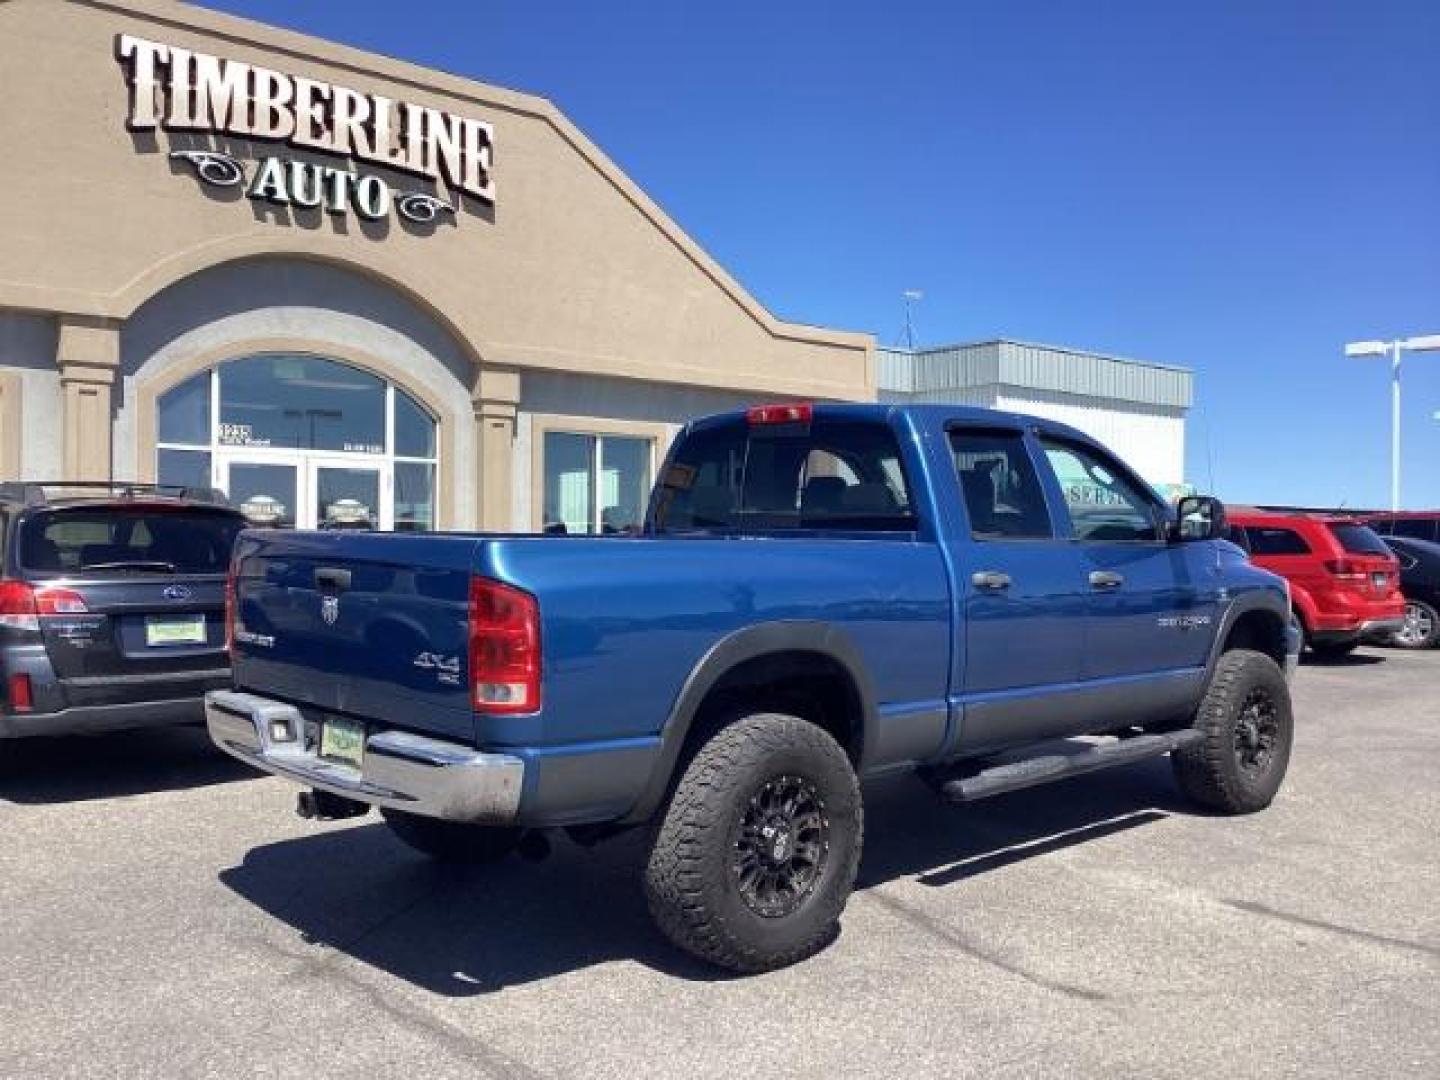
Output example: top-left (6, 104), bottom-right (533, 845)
top-left (1344, 334), bottom-right (1440, 511)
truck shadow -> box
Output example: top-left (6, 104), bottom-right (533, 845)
top-left (218, 758), bottom-right (1184, 993)
top-left (0, 725), bottom-right (262, 804)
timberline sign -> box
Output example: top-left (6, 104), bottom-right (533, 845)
top-left (116, 34), bottom-right (494, 226)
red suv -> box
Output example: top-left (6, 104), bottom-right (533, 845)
top-left (1226, 510), bottom-right (1405, 658)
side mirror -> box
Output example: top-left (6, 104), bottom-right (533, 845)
top-left (1171, 495), bottom-right (1227, 542)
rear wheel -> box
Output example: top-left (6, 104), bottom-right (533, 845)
top-left (644, 712), bottom-right (862, 972)
top-left (1391, 600), bottom-right (1440, 649)
top-left (380, 809), bottom-right (521, 864)
top-left (1173, 649), bottom-right (1293, 814)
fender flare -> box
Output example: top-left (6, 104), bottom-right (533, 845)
top-left (1206, 590), bottom-right (1293, 675)
top-left (619, 621), bottom-right (878, 825)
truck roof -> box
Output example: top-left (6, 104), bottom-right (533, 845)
top-left (685, 401), bottom-right (1102, 448)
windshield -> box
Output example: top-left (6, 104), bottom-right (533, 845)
top-left (18, 507), bottom-right (244, 576)
top-left (1328, 523), bottom-right (1391, 557)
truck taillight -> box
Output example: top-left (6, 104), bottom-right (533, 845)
top-left (469, 577), bottom-right (541, 714)
top-left (224, 571), bottom-right (237, 655)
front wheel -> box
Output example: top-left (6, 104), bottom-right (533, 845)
top-left (644, 713), bottom-right (862, 972)
top-left (1391, 600), bottom-right (1440, 649)
top-left (1173, 649), bottom-right (1293, 814)
top-left (380, 808), bottom-right (521, 864)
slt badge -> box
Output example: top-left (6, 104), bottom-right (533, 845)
top-left (320, 595), bottom-right (340, 626)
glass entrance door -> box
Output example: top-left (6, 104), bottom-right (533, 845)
top-left (220, 459), bottom-right (299, 529)
top-left (309, 459), bottom-right (386, 531)
top-left (218, 455), bottom-right (386, 530)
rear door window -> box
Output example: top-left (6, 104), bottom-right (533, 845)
top-left (653, 417), bottom-right (916, 532)
top-left (19, 508), bottom-right (244, 576)
top-left (1243, 527), bottom-right (1310, 555)
top-left (1328, 523), bottom-right (1391, 556)
top-left (949, 429), bottom-right (1054, 540)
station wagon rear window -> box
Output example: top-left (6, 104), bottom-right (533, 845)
top-left (18, 508), bottom-right (243, 576)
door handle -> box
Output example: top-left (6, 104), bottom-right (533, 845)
top-left (971, 570), bottom-right (1012, 591)
top-left (1089, 570), bottom-right (1125, 590)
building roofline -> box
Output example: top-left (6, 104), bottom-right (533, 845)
top-left (879, 338), bottom-right (1192, 376)
top-left (76, 0), bottom-right (870, 352)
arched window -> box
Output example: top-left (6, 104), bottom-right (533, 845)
top-left (156, 354), bottom-right (439, 531)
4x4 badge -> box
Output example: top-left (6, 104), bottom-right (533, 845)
top-left (162, 584), bottom-right (192, 601)
top-left (320, 595), bottom-right (340, 626)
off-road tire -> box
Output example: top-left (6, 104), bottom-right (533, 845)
top-left (1392, 600), bottom-right (1440, 650)
top-left (380, 809), bottom-right (521, 864)
top-left (1172, 648), bottom-right (1293, 814)
top-left (644, 713), bottom-right (862, 972)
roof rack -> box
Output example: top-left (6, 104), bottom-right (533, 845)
top-left (0, 481), bottom-right (231, 509)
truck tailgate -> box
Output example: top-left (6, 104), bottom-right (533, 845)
top-left (230, 530), bottom-right (480, 742)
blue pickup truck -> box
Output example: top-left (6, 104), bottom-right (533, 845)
top-left (207, 403), bottom-right (1298, 971)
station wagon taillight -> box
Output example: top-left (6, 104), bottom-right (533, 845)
top-left (0, 581), bottom-right (88, 631)
top-left (468, 577), bottom-right (541, 714)
top-left (7, 673), bottom-right (32, 712)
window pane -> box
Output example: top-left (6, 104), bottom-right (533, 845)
top-left (395, 461), bottom-right (435, 532)
top-left (218, 355), bottom-right (385, 453)
top-left (544, 432), bottom-right (594, 534)
top-left (1244, 527), bottom-right (1310, 556)
top-left (316, 468), bottom-right (379, 531)
top-left (226, 463), bottom-right (297, 529)
top-left (950, 430), bottom-right (1053, 540)
top-left (1041, 440), bottom-right (1159, 543)
top-left (157, 448), bottom-right (211, 493)
top-left (598, 437), bottom-right (651, 534)
top-left (394, 390), bottom-right (436, 459)
top-left (1329, 523), bottom-right (1390, 556)
top-left (1392, 518), bottom-right (1436, 541)
top-left (158, 372), bottom-right (211, 446)
top-left (653, 418), bottom-right (915, 533)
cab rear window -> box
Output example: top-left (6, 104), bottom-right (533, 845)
top-left (1328, 523), bottom-right (1390, 556)
top-left (653, 418), bottom-right (916, 533)
top-left (18, 508), bottom-right (244, 576)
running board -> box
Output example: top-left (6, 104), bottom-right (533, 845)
top-left (938, 730), bottom-right (1204, 804)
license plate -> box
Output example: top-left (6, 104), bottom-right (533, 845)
top-left (144, 614), bottom-right (206, 647)
top-left (320, 717), bottom-right (366, 768)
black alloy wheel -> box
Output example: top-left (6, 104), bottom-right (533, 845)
top-left (732, 774), bottom-right (830, 919)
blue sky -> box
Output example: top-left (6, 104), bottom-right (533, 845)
top-left (207, 0), bottom-right (1439, 508)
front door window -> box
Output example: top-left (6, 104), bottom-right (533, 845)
top-left (157, 354), bottom-right (438, 531)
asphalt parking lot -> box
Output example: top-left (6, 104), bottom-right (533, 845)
top-left (2, 648), bottom-right (1437, 1080)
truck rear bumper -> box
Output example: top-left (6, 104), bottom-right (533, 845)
top-left (205, 690), bottom-right (524, 824)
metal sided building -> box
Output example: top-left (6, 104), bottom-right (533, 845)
top-left (878, 341), bottom-right (1194, 490)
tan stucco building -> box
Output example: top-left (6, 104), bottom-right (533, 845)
top-left (0, 0), bottom-right (872, 532)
